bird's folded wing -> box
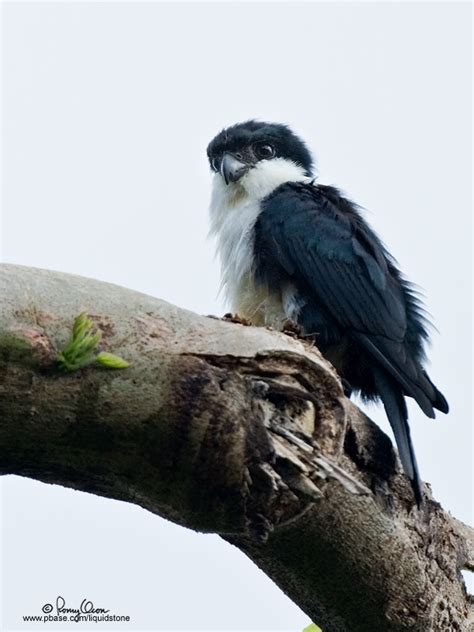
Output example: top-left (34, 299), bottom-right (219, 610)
top-left (260, 184), bottom-right (407, 340)
top-left (258, 184), bottom-right (436, 412)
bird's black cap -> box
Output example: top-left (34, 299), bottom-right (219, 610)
top-left (207, 120), bottom-right (314, 176)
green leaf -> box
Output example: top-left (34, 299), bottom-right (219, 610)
top-left (56, 313), bottom-right (128, 372)
top-left (302, 624), bottom-right (322, 632)
top-left (96, 351), bottom-right (130, 369)
top-left (56, 313), bottom-right (100, 372)
top-left (72, 312), bottom-right (90, 338)
top-left (56, 348), bottom-right (97, 372)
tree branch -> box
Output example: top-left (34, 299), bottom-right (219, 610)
top-left (0, 263), bottom-right (472, 631)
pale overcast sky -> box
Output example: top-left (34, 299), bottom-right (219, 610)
top-left (1, 2), bottom-right (472, 631)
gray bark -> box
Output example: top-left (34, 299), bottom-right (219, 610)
top-left (0, 263), bottom-right (472, 632)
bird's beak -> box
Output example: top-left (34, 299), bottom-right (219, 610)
top-left (220, 153), bottom-right (249, 185)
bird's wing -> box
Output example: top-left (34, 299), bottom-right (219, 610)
top-left (257, 182), bottom-right (435, 413)
top-left (259, 182), bottom-right (406, 338)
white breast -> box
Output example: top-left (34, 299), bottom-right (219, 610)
top-left (209, 158), bottom-right (309, 328)
top-left (209, 176), bottom-right (260, 314)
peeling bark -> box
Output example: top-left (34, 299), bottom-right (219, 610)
top-left (0, 264), bottom-right (472, 632)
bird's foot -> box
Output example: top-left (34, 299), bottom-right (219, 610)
top-left (281, 319), bottom-right (304, 338)
top-left (222, 313), bottom-right (252, 326)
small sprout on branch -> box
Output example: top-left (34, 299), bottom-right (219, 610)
top-left (96, 351), bottom-right (129, 369)
top-left (56, 313), bottom-right (101, 371)
top-left (56, 313), bottom-right (129, 372)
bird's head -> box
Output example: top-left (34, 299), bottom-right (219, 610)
top-left (207, 120), bottom-right (313, 197)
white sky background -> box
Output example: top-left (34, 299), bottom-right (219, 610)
top-left (1, 1), bottom-right (472, 630)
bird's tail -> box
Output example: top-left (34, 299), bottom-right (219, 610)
top-left (373, 369), bottom-right (422, 505)
top-left (423, 370), bottom-right (449, 414)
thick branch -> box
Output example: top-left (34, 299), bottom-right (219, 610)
top-left (0, 264), bottom-right (472, 631)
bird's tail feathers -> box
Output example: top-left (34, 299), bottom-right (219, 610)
top-left (373, 369), bottom-right (422, 505)
top-left (422, 370), bottom-right (449, 414)
top-left (355, 333), bottom-right (445, 419)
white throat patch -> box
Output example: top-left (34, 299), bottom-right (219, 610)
top-left (238, 157), bottom-right (309, 200)
top-left (209, 158), bottom-right (309, 322)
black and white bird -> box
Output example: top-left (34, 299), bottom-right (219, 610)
top-left (207, 120), bottom-right (449, 504)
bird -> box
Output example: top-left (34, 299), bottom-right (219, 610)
top-left (207, 119), bottom-right (449, 505)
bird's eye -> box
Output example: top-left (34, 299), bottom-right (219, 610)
top-left (254, 143), bottom-right (275, 159)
